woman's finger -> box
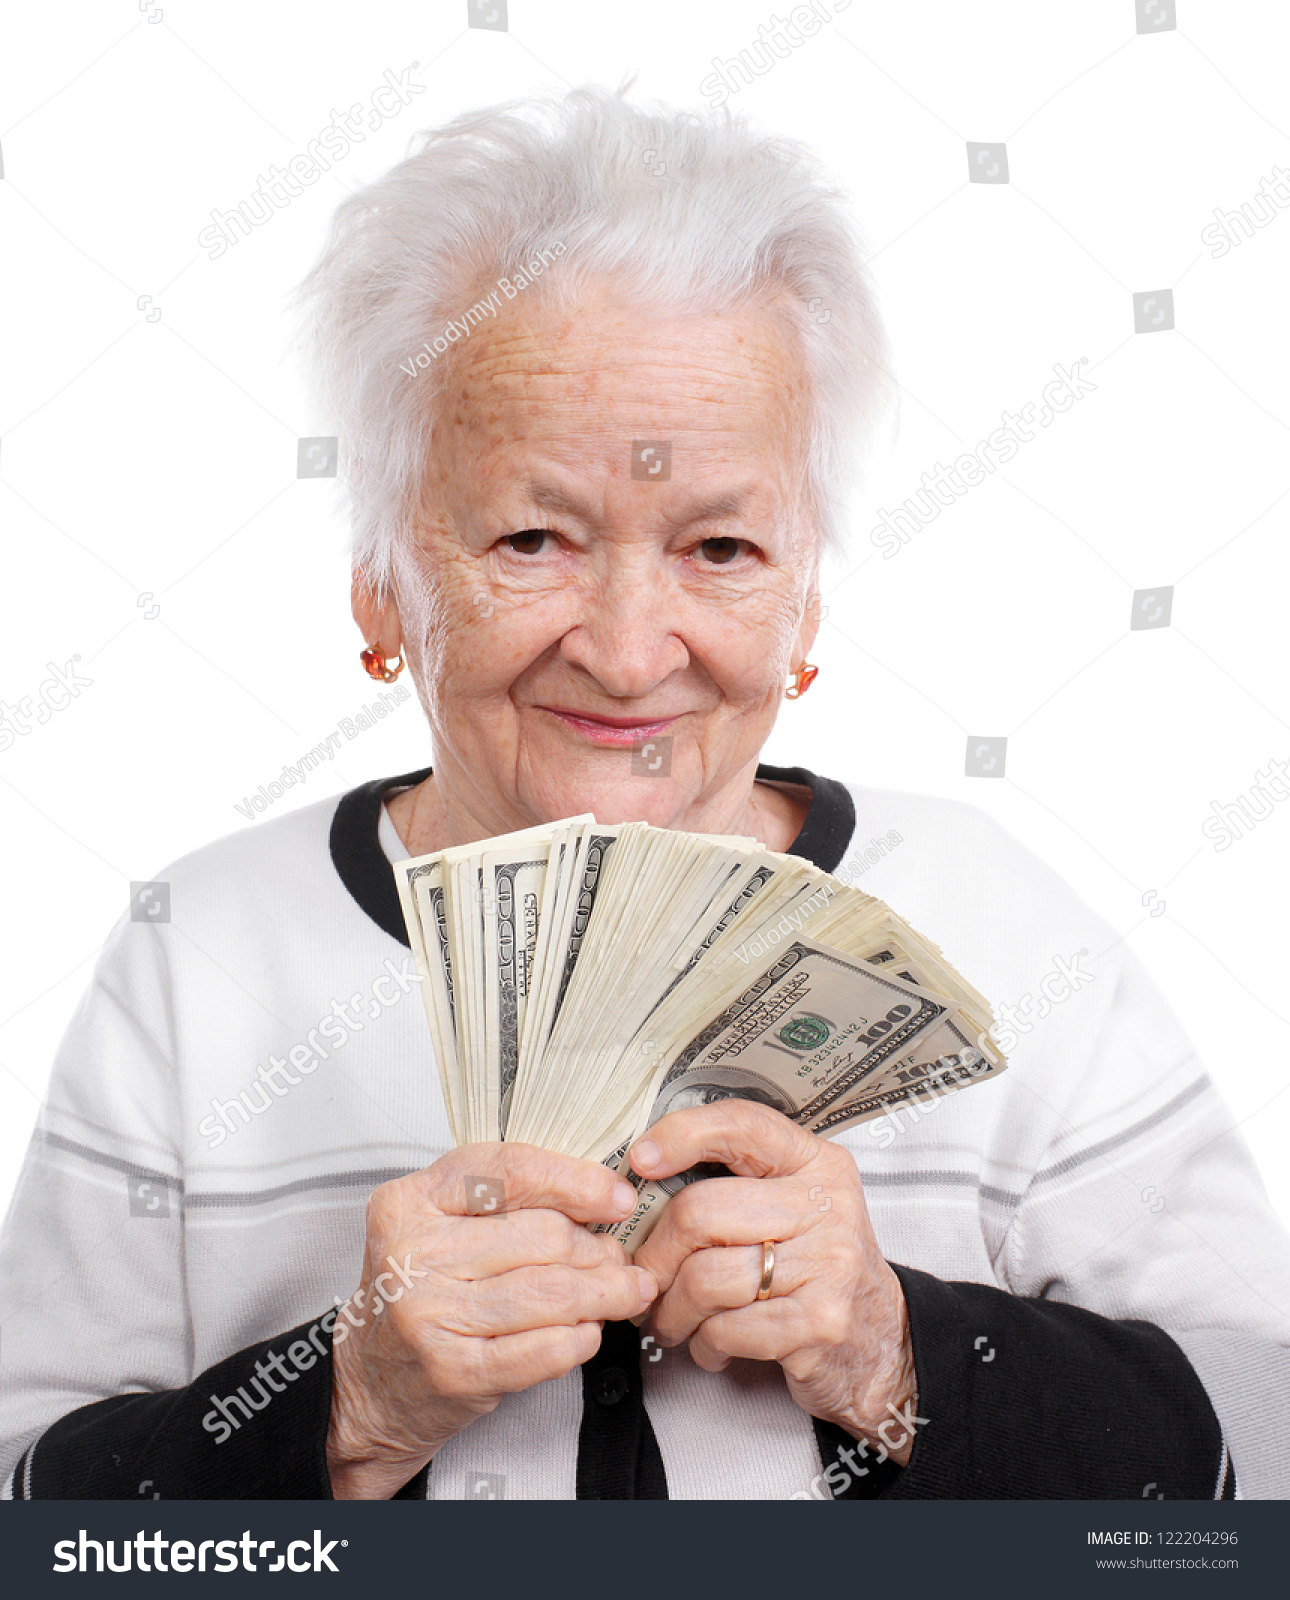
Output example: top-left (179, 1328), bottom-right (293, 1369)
top-left (649, 1240), bottom-right (807, 1347)
top-left (427, 1209), bottom-right (625, 1280)
top-left (633, 1174), bottom-right (819, 1291)
top-left (686, 1299), bottom-right (807, 1371)
top-left (425, 1142), bottom-right (640, 1225)
top-left (458, 1322), bottom-right (608, 1398)
top-left (440, 1259), bottom-right (655, 1338)
top-left (630, 1100), bottom-right (822, 1183)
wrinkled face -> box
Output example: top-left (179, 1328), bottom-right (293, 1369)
top-left (374, 278), bottom-right (820, 833)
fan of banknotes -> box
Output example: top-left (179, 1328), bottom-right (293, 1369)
top-left (395, 817), bottom-right (1007, 1249)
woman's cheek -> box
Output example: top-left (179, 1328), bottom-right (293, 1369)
top-left (696, 597), bottom-right (799, 702)
top-left (442, 583), bottom-right (570, 687)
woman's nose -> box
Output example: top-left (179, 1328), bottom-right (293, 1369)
top-left (556, 570), bottom-right (690, 699)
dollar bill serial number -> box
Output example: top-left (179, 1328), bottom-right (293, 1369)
top-left (1086, 1531), bottom-right (1238, 1545)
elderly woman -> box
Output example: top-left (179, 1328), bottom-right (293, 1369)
top-left (3, 86), bottom-right (1289, 1505)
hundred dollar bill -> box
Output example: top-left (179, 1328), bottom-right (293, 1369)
top-left (393, 815), bottom-right (1007, 1242)
top-left (396, 819), bottom-right (587, 1144)
top-left (395, 859), bottom-right (461, 1141)
top-left (506, 825), bottom-right (624, 1137)
top-left (481, 847), bottom-right (549, 1139)
top-left (605, 938), bottom-right (998, 1251)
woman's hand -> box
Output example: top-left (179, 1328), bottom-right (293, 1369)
top-left (631, 1100), bottom-right (920, 1464)
top-left (326, 1143), bottom-right (654, 1499)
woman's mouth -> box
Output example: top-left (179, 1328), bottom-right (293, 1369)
top-left (538, 706), bottom-right (680, 747)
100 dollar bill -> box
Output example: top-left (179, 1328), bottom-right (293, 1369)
top-left (606, 938), bottom-right (1002, 1250)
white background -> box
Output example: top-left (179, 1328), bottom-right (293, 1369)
top-left (1, 0), bottom-right (1287, 1226)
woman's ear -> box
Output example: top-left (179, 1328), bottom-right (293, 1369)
top-left (351, 565), bottom-right (403, 656)
top-left (794, 585), bottom-right (824, 667)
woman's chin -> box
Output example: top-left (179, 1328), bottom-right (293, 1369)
top-left (523, 763), bottom-right (696, 829)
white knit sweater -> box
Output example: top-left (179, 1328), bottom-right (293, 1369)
top-left (3, 770), bottom-right (1289, 1499)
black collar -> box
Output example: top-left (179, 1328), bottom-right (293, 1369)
top-left (330, 763), bottom-right (856, 946)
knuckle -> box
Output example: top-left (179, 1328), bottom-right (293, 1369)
top-left (550, 1212), bottom-right (591, 1258)
top-left (822, 1137), bottom-right (853, 1169)
top-left (671, 1249), bottom-right (712, 1306)
top-left (404, 1290), bottom-right (459, 1351)
top-left (809, 1231), bottom-right (857, 1273)
top-left (380, 1291), bottom-right (419, 1340)
top-left (607, 1265), bottom-right (646, 1312)
top-left (515, 1209), bottom-right (567, 1258)
top-left (667, 1185), bottom-right (708, 1241)
top-left (596, 1233), bottom-right (629, 1266)
top-left (428, 1143), bottom-right (485, 1186)
top-left (723, 1248), bottom-right (758, 1302)
top-left (454, 1338), bottom-right (499, 1399)
top-left (497, 1140), bottom-right (543, 1185)
top-left (523, 1263), bottom-right (583, 1321)
top-left (828, 1164), bottom-right (861, 1201)
top-left (815, 1305), bottom-right (851, 1347)
top-left (547, 1321), bottom-right (600, 1377)
top-left (365, 1180), bottom-right (401, 1234)
top-left (419, 1338), bottom-right (475, 1400)
top-left (731, 1098), bottom-right (778, 1139)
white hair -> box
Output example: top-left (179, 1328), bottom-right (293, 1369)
top-left (291, 80), bottom-right (894, 598)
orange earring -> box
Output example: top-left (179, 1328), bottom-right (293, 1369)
top-left (785, 662), bottom-right (818, 700)
top-left (360, 645), bottom-right (404, 683)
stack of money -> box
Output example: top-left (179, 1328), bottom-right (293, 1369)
top-left (395, 818), bottom-right (1006, 1249)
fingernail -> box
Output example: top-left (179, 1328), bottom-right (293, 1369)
top-left (635, 1267), bottom-right (656, 1303)
top-left (632, 1138), bottom-right (661, 1173)
top-left (614, 1181), bottom-right (637, 1216)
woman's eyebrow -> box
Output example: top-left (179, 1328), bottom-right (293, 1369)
top-left (521, 479), bottom-right (755, 524)
top-left (523, 481), bottom-right (592, 518)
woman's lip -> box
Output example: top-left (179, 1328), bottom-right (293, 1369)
top-left (539, 707), bottom-right (679, 745)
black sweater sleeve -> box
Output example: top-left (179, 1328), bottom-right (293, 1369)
top-left (12, 1311), bottom-right (423, 1501)
top-left (12, 1271), bottom-right (1234, 1500)
top-left (866, 1264), bottom-right (1233, 1500)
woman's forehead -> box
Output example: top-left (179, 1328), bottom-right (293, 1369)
top-left (443, 284), bottom-right (806, 406)
top-left (430, 290), bottom-right (811, 478)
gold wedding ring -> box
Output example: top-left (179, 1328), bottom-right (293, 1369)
top-left (756, 1239), bottom-right (776, 1301)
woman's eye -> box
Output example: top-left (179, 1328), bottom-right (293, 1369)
top-left (697, 536), bottom-right (749, 565)
top-left (506, 529), bottom-right (551, 555)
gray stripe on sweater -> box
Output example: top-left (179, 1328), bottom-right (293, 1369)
top-left (40, 1076), bottom-right (1215, 1219)
top-left (186, 1169), bottom-right (415, 1208)
top-left (39, 1132), bottom-right (183, 1191)
top-left (38, 1131), bottom-right (411, 1208)
top-left (857, 1169), bottom-right (1025, 1209)
top-left (1028, 1076), bottom-right (1212, 1189)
